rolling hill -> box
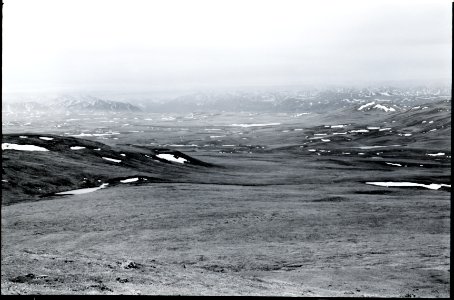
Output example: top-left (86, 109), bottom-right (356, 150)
top-left (1, 134), bottom-right (214, 205)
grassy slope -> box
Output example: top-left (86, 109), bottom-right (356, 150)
top-left (1, 168), bottom-right (450, 296)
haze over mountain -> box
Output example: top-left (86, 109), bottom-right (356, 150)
top-left (2, 85), bottom-right (450, 114)
top-left (2, 95), bottom-right (142, 114)
top-left (2, 0), bottom-right (451, 95)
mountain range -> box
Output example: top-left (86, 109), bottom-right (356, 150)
top-left (2, 95), bottom-right (142, 114)
top-left (2, 87), bottom-right (450, 114)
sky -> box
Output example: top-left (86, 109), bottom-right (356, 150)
top-left (2, 0), bottom-right (452, 94)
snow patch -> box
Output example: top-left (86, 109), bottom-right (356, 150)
top-left (102, 157), bottom-right (122, 163)
top-left (373, 104), bottom-right (396, 112)
top-left (70, 132), bottom-right (120, 137)
top-left (39, 137), bottom-right (54, 141)
top-left (168, 144), bottom-right (198, 147)
top-left (385, 162), bottom-right (402, 167)
top-left (427, 153), bottom-right (445, 157)
top-left (56, 183), bottom-right (109, 195)
top-left (356, 145), bottom-right (401, 150)
top-left (366, 182), bottom-right (450, 190)
top-left (2, 143), bottom-right (49, 151)
top-left (156, 153), bottom-right (187, 164)
top-left (358, 102), bottom-right (375, 111)
top-left (70, 146), bottom-right (86, 150)
top-left (120, 177), bottom-right (139, 183)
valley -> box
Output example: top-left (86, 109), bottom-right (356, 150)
top-left (1, 94), bottom-right (451, 296)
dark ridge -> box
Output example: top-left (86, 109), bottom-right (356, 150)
top-left (324, 158), bottom-right (357, 167)
top-left (311, 196), bottom-right (348, 202)
top-left (128, 145), bottom-right (218, 167)
top-left (153, 149), bottom-right (216, 167)
top-left (354, 190), bottom-right (395, 195)
top-left (2, 133), bottom-right (216, 205)
top-left (105, 176), bottom-right (170, 185)
top-left (38, 193), bottom-right (71, 199)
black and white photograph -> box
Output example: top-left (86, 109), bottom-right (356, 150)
top-left (1, 0), bottom-right (451, 296)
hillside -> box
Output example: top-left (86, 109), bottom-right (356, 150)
top-left (2, 134), bottom-right (214, 205)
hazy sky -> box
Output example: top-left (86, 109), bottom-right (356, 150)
top-left (2, 0), bottom-right (452, 93)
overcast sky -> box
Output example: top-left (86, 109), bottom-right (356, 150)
top-left (2, 0), bottom-right (452, 93)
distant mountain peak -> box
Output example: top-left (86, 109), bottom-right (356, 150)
top-left (2, 95), bottom-right (142, 114)
top-left (356, 101), bottom-right (400, 113)
top-left (53, 95), bottom-right (142, 112)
